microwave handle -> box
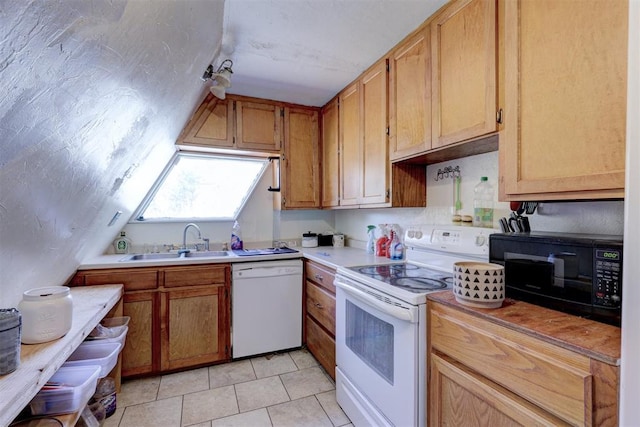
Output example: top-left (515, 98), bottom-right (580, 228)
top-left (335, 279), bottom-right (416, 323)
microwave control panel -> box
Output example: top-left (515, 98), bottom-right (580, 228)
top-left (594, 248), bottom-right (622, 307)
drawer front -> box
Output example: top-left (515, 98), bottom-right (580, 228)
top-left (429, 302), bottom-right (592, 426)
top-left (83, 269), bottom-right (158, 291)
top-left (163, 265), bottom-right (228, 288)
top-left (305, 261), bottom-right (336, 293)
top-left (306, 314), bottom-right (336, 380)
top-left (306, 280), bottom-right (336, 334)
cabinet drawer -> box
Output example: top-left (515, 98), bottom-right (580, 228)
top-left (306, 314), bottom-right (335, 380)
top-left (163, 265), bottom-right (228, 288)
top-left (82, 269), bottom-right (159, 291)
top-left (305, 261), bottom-right (336, 293)
top-left (306, 280), bottom-right (336, 333)
top-left (429, 302), bottom-right (592, 426)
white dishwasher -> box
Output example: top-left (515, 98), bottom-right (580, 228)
top-left (232, 259), bottom-right (303, 358)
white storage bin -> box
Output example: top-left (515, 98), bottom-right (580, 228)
top-left (30, 365), bottom-right (101, 416)
top-left (84, 325), bottom-right (128, 348)
top-left (63, 342), bottom-right (121, 378)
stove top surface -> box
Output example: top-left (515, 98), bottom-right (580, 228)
top-left (347, 263), bottom-right (452, 294)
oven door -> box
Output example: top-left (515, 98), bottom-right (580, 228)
top-left (335, 275), bottom-right (425, 427)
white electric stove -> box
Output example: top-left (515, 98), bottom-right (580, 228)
top-left (334, 225), bottom-right (496, 427)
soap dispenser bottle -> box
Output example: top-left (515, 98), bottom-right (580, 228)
top-left (113, 231), bottom-right (131, 254)
top-left (366, 225), bottom-right (376, 254)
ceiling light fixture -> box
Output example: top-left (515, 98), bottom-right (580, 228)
top-left (202, 59), bottom-right (234, 99)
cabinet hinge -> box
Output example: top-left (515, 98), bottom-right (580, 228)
top-left (386, 189), bottom-right (390, 199)
top-left (386, 127), bottom-right (390, 136)
top-left (280, 108), bottom-right (285, 117)
top-left (386, 62), bottom-right (390, 72)
top-left (225, 345), bottom-right (229, 356)
top-left (232, 136), bottom-right (236, 145)
top-left (496, 108), bottom-right (503, 124)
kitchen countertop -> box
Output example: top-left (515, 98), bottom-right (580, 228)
top-left (427, 291), bottom-right (621, 366)
top-left (78, 246), bottom-right (395, 270)
top-left (0, 285), bottom-right (123, 427)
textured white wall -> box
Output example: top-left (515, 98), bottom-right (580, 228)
top-left (0, 0), bottom-right (225, 308)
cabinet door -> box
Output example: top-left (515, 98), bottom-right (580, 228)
top-left (122, 291), bottom-right (159, 377)
top-left (431, 0), bottom-right (497, 147)
top-left (339, 81), bottom-right (361, 206)
top-left (389, 27), bottom-right (431, 160)
top-left (321, 97), bottom-right (340, 207)
top-left (282, 107), bottom-right (321, 209)
top-left (161, 285), bottom-right (230, 371)
top-left (501, 0), bottom-right (627, 200)
top-left (430, 354), bottom-right (567, 426)
top-left (236, 101), bottom-right (282, 152)
top-left (306, 315), bottom-right (336, 380)
top-left (360, 60), bottom-right (389, 205)
top-left (178, 95), bottom-right (234, 148)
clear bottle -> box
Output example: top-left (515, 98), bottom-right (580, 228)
top-left (230, 221), bottom-right (243, 250)
top-left (366, 225), bottom-right (376, 254)
top-left (389, 226), bottom-right (404, 260)
top-left (473, 176), bottom-right (494, 228)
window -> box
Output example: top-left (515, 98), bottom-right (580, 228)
top-left (133, 152), bottom-right (268, 222)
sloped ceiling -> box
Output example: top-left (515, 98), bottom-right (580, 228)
top-left (0, 0), bottom-right (446, 307)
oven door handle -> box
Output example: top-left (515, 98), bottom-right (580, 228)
top-left (335, 280), bottom-right (416, 323)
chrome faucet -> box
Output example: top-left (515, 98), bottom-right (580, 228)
top-left (180, 223), bottom-right (209, 253)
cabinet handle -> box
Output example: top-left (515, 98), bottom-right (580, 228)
top-left (315, 302), bottom-right (324, 309)
top-left (496, 108), bottom-right (503, 124)
top-left (314, 274), bottom-right (323, 281)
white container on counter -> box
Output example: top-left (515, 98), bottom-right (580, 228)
top-left (18, 286), bottom-right (73, 344)
top-left (302, 231), bottom-right (318, 248)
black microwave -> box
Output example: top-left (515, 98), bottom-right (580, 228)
top-left (489, 231), bottom-right (623, 326)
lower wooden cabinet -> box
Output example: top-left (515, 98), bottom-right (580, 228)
top-left (72, 264), bottom-right (231, 377)
top-left (427, 300), bottom-right (619, 426)
top-left (304, 260), bottom-right (337, 379)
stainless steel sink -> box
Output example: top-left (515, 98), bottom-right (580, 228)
top-left (183, 250), bottom-right (229, 258)
top-left (119, 250), bottom-right (230, 262)
top-left (119, 253), bottom-right (181, 261)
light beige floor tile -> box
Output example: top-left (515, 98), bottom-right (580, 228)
top-left (181, 385), bottom-right (239, 426)
top-left (210, 408), bottom-right (272, 427)
top-left (186, 422), bottom-right (212, 427)
top-left (118, 376), bottom-right (161, 407)
top-left (316, 390), bottom-right (350, 426)
top-left (209, 359), bottom-right (256, 388)
top-left (289, 349), bottom-right (319, 370)
top-left (280, 366), bottom-right (334, 400)
top-left (268, 396), bottom-right (333, 427)
top-left (102, 406), bottom-right (124, 427)
top-left (251, 353), bottom-right (298, 378)
top-left (235, 375), bottom-right (290, 412)
top-left (158, 367), bottom-right (210, 399)
top-left (119, 396), bottom-right (182, 427)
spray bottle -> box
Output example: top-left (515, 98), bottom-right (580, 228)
top-left (375, 224), bottom-right (389, 257)
top-left (389, 225), bottom-right (404, 260)
top-left (366, 225), bottom-right (376, 254)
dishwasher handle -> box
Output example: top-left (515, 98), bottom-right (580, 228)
top-left (233, 265), bottom-right (302, 279)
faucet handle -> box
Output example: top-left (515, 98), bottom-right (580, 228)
top-left (202, 237), bottom-right (210, 251)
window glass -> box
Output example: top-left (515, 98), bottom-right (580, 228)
top-left (134, 153), bottom-right (268, 221)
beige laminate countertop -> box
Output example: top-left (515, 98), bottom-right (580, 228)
top-left (0, 285), bottom-right (123, 427)
top-left (428, 291), bottom-right (621, 366)
top-left (78, 246), bottom-right (396, 271)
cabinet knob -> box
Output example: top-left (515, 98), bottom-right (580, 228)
top-left (314, 274), bottom-right (323, 281)
top-left (315, 302), bottom-right (324, 309)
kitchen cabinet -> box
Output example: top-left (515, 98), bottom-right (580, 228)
top-left (177, 94), bottom-right (281, 153)
top-left (339, 80), bottom-right (361, 206)
top-left (278, 106), bottom-right (321, 209)
top-left (428, 299), bottom-right (619, 426)
top-left (71, 264), bottom-right (231, 377)
top-left (431, 0), bottom-right (498, 148)
top-left (389, 26), bottom-right (432, 161)
top-left (304, 260), bottom-right (336, 380)
top-left (321, 97), bottom-right (340, 208)
top-left (500, 0), bottom-right (628, 201)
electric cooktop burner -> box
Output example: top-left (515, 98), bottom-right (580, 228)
top-left (350, 263), bottom-right (451, 293)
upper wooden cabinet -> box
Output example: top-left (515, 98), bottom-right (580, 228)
top-left (389, 27), bottom-right (432, 161)
top-left (321, 97), bottom-right (340, 208)
top-left (339, 80), bottom-right (362, 206)
top-left (500, 0), bottom-right (628, 200)
top-left (178, 94), bottom-right (281, 153)
top-left (235, 100), bottom-right (282, 152)
top-left (431, 0), bottom-right (498, 148)
top-left (279, 106), bottom-right (321, 209)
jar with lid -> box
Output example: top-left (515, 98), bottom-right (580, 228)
top-left (18, 286), bottom-right (73, 344)
top-left (0, 308), bottom-right (21, 375)
top-left (302, 231), bottom-right (318, 248)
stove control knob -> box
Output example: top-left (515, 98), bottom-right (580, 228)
top-left (415, 231), bottom-right (423, 239)
top-left (475, 235), bottom-right (486, 246)
top-left (407, 230), bottom-right (415, 238)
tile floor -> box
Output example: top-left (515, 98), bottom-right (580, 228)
top-left (103, 349), bottom-right (352, 427)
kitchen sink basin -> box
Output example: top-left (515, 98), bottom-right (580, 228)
top-left (183, 250), bottom-right (230, 258)
top-left (120, 253), bottom-right (181, 261)
top-left (119, 250), bottom-right (230, 262)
